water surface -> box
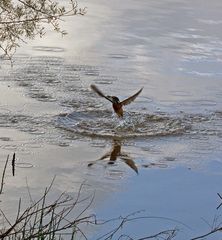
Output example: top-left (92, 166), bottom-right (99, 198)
top-left (0, 0), bottom-right (222, 239)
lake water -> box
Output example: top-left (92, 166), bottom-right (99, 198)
top-left (0, 0), bottom-right (222, 239)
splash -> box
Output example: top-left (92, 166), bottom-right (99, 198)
top-left (57, 110), bottom-right (189, 139)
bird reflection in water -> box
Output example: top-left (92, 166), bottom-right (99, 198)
top-left (88, 139), bottom-right (138, 174)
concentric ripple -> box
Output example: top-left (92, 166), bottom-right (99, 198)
top-left (56, 110), bottom-right (189, 138)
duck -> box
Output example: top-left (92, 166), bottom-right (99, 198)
top-left (90, 84), bottom-right (143, 117)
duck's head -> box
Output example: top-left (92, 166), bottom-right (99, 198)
top-left (107, 96), bottom-right (120, 104)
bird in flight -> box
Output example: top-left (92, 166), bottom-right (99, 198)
top-left (90, 84), bottom-right (143, 117)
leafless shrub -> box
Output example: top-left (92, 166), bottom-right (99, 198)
top-left (0, 178), bottom-right (96, 239)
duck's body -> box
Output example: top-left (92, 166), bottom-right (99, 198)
top-left (90, 84), bottom-right (143, 117)
top-left (112, 102), bottom-right (123, 117)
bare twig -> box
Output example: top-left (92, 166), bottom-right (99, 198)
top-left (0, 154), bottom-right (9, 194)
top-left (217, 193), bottom-right (222, 210)
top-left (190, 226), bottom-right (222, 240)
top-left (12, 152), bottom-right (16, 176)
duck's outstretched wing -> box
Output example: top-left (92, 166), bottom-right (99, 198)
top-left (121, 87), bottom-right (143, 106)
top-left (90, 84), bottom-right (113, 103)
